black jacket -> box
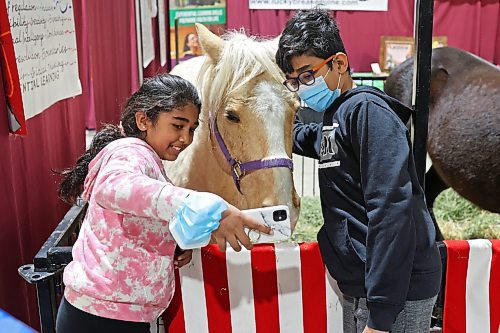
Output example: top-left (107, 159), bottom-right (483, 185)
top-left (294, 86), bottom-right (441, 331)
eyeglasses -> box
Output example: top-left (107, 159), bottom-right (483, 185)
top-left (283, 54), bottom-right (337, 92)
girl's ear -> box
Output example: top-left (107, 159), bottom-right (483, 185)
top-left (135, 111), bottom-right (149, 131)
top-left (334, 52), bottom-right (349, 74)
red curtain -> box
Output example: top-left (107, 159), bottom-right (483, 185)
top-left (0, 1), bottom-right (88, 328)
top-left (335, 1), bottom-right (415, 73)
top-left (86, 0), bottom-right (139, 128)
top-left (0, 0), bottom-right (139, 329)
top-left (227, 2), bottom-right (295, 37)
top-left (0, 0), bottom-right (172, 327)
top-left (227, 0), bottom-right (500, 72)
top-left (433, 0), bottom-right (500, 65)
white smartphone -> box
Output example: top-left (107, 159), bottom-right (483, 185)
top-left (242, 205), bottom-right (291, 243)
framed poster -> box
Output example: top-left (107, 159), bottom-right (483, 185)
top-left (379, 36), bottom-right (448, 72)
top-left (431, 36), bottom-right (448, 49)
top-left (169, 0), bottom-right (227, 68)
top-left (379, 36), bottom-right (415, 72)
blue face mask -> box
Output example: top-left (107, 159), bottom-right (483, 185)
top-left (298, 71), bottom-right (342, 113)
top-left (169, 192), bottom-right (228, 249)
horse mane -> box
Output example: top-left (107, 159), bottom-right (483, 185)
top-left (198, 30), bottom-right (285, 115)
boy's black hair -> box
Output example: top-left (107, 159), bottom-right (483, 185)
top-left (57, 74), bottom-right (201, 204)
top-left (276, 9), bottom-right (349, 74)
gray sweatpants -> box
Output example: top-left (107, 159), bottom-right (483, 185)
top-left (342, 295), bottom-right (437, 333)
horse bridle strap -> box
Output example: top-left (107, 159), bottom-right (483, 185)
top-left (210, 116), bottom-right (294, 193)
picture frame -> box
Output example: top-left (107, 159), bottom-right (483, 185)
top-left (379, 36), bottom-right (448, 72)
top-left (431, 36), bottom-right (448, 49)
top-left (379, 36), bottom-right (415, 72)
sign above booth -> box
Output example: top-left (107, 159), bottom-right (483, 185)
top-left (169, 5), bottom-right (226, 27)
top-left (249, 0), bottom-right (388, 11)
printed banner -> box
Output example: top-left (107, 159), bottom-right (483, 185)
top-left (168, 0), bottom-right (226, 68)
top-left (169, 0), bottom-right (226, 27)
top-left (6, 0), bottom-right (82, 120)
top-left (249, 0), bottom-right (388, 11)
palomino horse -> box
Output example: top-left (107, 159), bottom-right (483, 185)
top-left (167, 24), bottom-right (301, 229)
top-left (385, 47), bottom-right (500, 232)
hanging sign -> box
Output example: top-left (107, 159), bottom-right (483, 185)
top-left (169, 1), bottom-right (226, 27)
top-left (249, 0), bottom-right (388, 11)
top-left (6, 0), bottom-right (82, 120)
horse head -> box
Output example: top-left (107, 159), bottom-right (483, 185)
top-left (168, 24), bottom-right (301, 230)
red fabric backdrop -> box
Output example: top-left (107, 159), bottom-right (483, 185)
top-left (227, 0), bottom-right (500, 72)
top-left (0, 1), bottom-right (88, 328)
top-left (0, 0), bottom-right (140, 329)
top-left (85, 0), bottom-right (139, 128)
top-left (0, 0), bottom-right (172, 327)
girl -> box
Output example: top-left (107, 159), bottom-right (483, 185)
top-left (56, 74), bottom-right (270, 333)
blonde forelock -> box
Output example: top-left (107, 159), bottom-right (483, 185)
top-left (197, 30), bottom-right (286, 117)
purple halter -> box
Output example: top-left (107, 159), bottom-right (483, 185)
top-left (209, 115), bottom-right (294, 194)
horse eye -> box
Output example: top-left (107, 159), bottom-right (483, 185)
top-left (225, 110), bottom-right (240, 123)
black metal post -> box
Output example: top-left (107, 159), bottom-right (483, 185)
top-left (165, 0), bottom-right (172, 71)
top-left (434, 242), bottom-right (448, 329)
top-left (18, 203), bottom-right (87, 333)
top-left (174, 17), bottom-right (180, 65)
top-left (36, 280), bottom-right (57, 333)
top-left (413, 3), bottom-right (444, 329)
top-left (412, 0), bottom-right (434, 188)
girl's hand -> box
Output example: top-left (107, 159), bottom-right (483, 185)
top-left (174, 246), bottom-right (193, 269)
top-left (212, 205), bottom-right (272, 252)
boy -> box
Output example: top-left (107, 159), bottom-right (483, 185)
top-left (275, 9), bottom-right (441, 333)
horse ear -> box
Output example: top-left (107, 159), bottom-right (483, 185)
top-left (195, 23), bottom-right (224, 64)
top-left (430, 67), bottom-right (449, 105)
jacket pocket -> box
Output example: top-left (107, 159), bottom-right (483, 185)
top-left (331, 219), bottom-right (365, 263)
top-left (116, 248), bottom-right (174, 306)
top-left (146, 255), bottom-right (175, 307)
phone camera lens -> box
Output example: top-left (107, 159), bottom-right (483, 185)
top-left (273, 209), bottom-right (287, 221)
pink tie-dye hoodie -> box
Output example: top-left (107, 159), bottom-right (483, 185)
top-left (63, 137), bottom-right (195, 323)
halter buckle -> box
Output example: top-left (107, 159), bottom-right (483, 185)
top-left (232, 161), bottom-right (245, 181)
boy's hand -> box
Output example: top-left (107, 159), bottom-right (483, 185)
top-left (174, 246), bottom-right (193, 269)
top-left (212, 205), bottom-right (272, 252)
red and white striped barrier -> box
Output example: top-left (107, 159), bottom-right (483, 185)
top-left (163, 240), bottom-right (500, 333)
top-left (443, 239), bottom-right (499, 333)
top-left (164, 243), bottom-right (343, 333)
